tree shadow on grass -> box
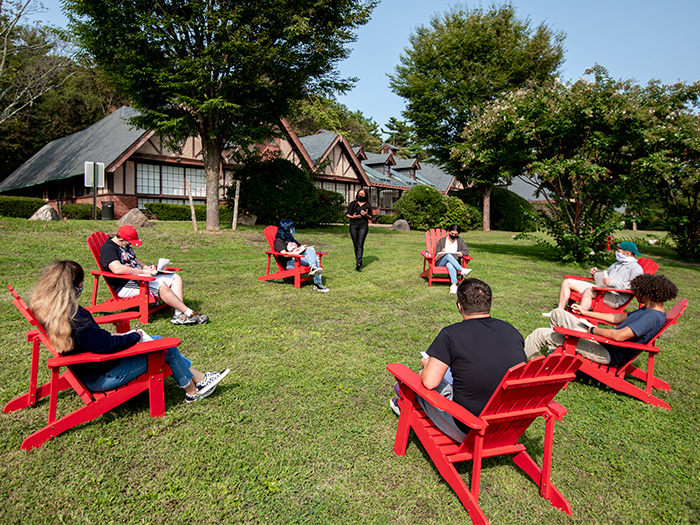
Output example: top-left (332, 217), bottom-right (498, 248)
top-left (467, 241), bottom-right (552, 262)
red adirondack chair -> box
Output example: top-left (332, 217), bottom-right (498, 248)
top-left (87, 231), bottom-right (180, 323)
top-left (553, 298), bottom-right (688, 410)
top-left (388, 353), bottom-right (582, 524)
top-left (565, 257), bottom-right (659, 316)
top-left (258, 225), bottom-right (327, 289)
top-left (420, 228), bottom-right (473, 286)
top-left (4, 285), bottom-right (180, 450)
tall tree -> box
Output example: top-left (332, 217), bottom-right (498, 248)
top-left (388, 3), bottom-right (564, 230)
top-left (0, 0), bottom-right (74, 127)
top-left (454, 67), bottom-right (646, 262)
top-left (65, 0), bottom-right (377, 231)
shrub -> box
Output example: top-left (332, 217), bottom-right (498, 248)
top-left (311, 189), bottom-right (346, 224)
top-left (225, 153), bottom-right (339, 227)
top-left (460, 186), bottom-right (536, 231)
top-left (436, 196), bottom-right (481, 231)
top-left (393, 185), bottom-right (447, 230)
top-left (0, 195), bottom-right (46, 218)
top-left (145, 203), bottom-right (232, 223)
top-left (61, 203), bottom-right (101, 220)
top-left (373, 214), bottom-right (398, 225)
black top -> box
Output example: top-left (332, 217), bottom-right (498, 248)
top-left (346, 200), bottom-right (373, 224)
top-left (99, 238), bottom-right (140, 292)
top-left (427, 317), bottom-right (526, 431)
top-left (66, 306), bottom-right (141, 382)
top-left (274, 236), bottom-right (293, 267)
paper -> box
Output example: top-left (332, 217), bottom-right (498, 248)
top-left (157, 258), bottom-right (170, 271)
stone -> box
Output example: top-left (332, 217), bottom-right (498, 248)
top-left (118, 208), bottom-right (151, 228)
top-left (237, 213), bottom-right (257, 226)
top-left (390, 219), bottom-right (410, 232)
top-left (28, 204), bottom-right (59, 221)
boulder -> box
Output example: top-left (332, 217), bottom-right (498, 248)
top-left (390, 219), bottom-right (410, 232)
top-left (237, 213), bottom-right (257, 226)
top-left (118, 208), bottom-right (151, 228)
top-left (28, 204), bottom-right (59, 221)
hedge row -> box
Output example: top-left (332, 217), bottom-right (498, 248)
top-left (145, 202), bottom-right (233, 223)
top-left (61, 203), bottom-right (102, 220)
top-left (0, 196), bottom-right (47, 218)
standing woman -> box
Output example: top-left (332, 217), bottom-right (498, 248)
top-left (435, 224), bottom-right (472, 294)
top-left (30, 260), bottom-right (229, 402)
top-left (346, 188), bottom-right (373, 271)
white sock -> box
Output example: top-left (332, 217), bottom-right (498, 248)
top-left (184, 308), bottom-right (193, 317)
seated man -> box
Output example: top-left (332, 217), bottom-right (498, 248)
top-left (99, 225), bottom-right (208, 325)
top-left (392, 278), bottom-right (526, 442)
top-left (527, 274), bottom-right (678, 365)
top-left (557, 241), bottom-right (644, 312)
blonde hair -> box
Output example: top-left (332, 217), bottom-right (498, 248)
top-left (30, 261), bottom-right (84, 354)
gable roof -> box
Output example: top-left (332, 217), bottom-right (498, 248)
top-left (416, 162), bottom-right (458, 193)
top-left (0, 107), bottom-right (150, 193)
top-left (297, 130), bottom-right (370, 186)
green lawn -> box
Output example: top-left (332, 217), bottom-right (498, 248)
top-left (0, 219), bottom-right (698, 524)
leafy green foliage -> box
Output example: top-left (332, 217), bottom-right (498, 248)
top-left (144, 203), bottom-right (233, 223)
top-left (225, 154), bottom-right (341, 227)
top-left (0, 195), bottom-right (46, 217)
top-left (393, 185), bottom-right (479, 231)
top-left (65, 0), bottom-right (377, 230)
top-left (60, 203), bottom-right (101, 220)
top-left (460, 187), bottom-right (536, 232)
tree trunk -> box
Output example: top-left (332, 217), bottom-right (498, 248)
top-left (202, 141), bottom-right (221, 231)
top-left (482, 185), bottom-right (492, 232)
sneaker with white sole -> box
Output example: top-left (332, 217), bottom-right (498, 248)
top-left (185, 384), bottom-right (218, 403)
top-left (313, 283), bottom-right (329, 292)
top-left (170, 313), bottom-right (198, 325)
top-left (195, 369), bottom-right (230, 397)
top-left (461, 268), bottom-right (472, 277)
top-left (390, 398), bottom-right (401, 416)
top-left (308, 265), bottom-right (323, 276)
top-left (449, 283), bottom-right (458, 294)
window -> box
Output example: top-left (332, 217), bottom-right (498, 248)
top-left (162, 166), bottom-right (185, 196)
top-left (138, 164), bottom-right (160, 194)
top-left (186, 168), bottom-right (206, 197)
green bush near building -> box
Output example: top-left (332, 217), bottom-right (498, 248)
top-left (394, 185), bottom-right (480, 231)
top-left (61, 203), bottom-right (102, 220)
top-left (145, 202), bottom-right (233, 223)
top-left (0, 195), bottom-right (46, 218)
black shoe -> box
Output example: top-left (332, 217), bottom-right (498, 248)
top-left (356, 263), bottom-right (362, 271)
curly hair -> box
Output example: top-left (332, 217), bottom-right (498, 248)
top-left (629, 274), bottom-right (678, 304)
top-left (457, 278), bottom-right (492, 314)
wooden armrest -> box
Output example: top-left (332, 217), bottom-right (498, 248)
top-left (90, 269), bottom-right (155, 282)
top-left (163, 266), bottom-right (182, 272)
top-left (590, 286), bottom-right (632, 294)
top-left (89, 311), bottom-right (141, 325)
top-left (387, 363), bottom-right (486, 431)
top-left (548, 401), bottom-right (567, 421)
top-left (563, 275), bottom-right (594, 282)
top-left (421, 251), bottom-right (434, 260)
top-left (553, 327), bottom-right (659, 353)
top-left (47, 337), bottom-right (182, 367)
top-left (264, 250), bottom-right (303, 259)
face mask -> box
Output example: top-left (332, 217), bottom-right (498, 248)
top-left (616, 251), bottom-right (636, 263)
top-left (449, 234), bottom-right (459, 239)
top-left (357, 195), bottom-right (367, 202)
top-left (290, 227), bottom-right (295, 235)
top-left (75, 287), bottom-right (83, 298)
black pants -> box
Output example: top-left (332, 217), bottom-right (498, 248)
top-left (349, 221), bottom-right (369, 266)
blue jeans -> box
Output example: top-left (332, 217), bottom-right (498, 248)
top-left (417, 375), bottom-right (466, 443)
top-left (436, 253), bottom-right (463, 284)
top-left (82, 336), bottom-right (193, 392)
top-left (286, 246), bottom-right (322, 284)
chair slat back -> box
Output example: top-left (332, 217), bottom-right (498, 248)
top-left (477, 353), bottom-right (581, 448)
top-left (646, 298), bottom-right (688, 347)
top-left (263, 226), bottom-right (277, 251)
top-left (638, 258), bottom-right (659, 275)
top-left (87, 231), bottom-right (120, 300)
top-left (7, 286), bottom-right (59, 358)
top-left (425, 229), bottom-right (447, 254)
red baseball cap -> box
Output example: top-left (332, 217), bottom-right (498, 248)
top-left (117, 225), bottom-right (143, 246)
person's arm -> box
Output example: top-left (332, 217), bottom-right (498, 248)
top-left (434, 237), bottom-right (446, 260)
top-left (571, 303), bottom-right (628, 325)
top-left (345, 201), bottom-right (360, 219)
top-left (108, 259), bottom-right (156, 276)
top-left (589, 324), bottom-right (635, 342)
top-left (72, 310), bottom-right (141, 354)
top-left (420, 357), bottom-right (449, 390)
top-left (457, 237), bottom-right (469, 257)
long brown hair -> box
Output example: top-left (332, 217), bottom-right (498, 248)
top-left (30, 261), bottom-right (84, 354)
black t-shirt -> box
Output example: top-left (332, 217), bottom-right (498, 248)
top-left (99, 238), bottom-right (139, 292)
top-left (427, 316), bottom-right (526, 431)
top-left (273, 237), bottom-right (293, 267)
top-left (346, 200), bottom-right (373, 223)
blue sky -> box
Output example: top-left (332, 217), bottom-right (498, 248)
top-left (29, 0), bottom-right (700, 136)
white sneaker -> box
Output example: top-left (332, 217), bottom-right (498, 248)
top-left (450, 283), bottom-right (458, 294)
top-left (308, 265), bottom-right (323, 276)
top-left (461, 268), bottom-right (472, 277)
top-left (541, 311), bottom-right (552, 318)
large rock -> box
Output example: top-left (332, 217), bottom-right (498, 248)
top-left (237, 213), bottom-right (257, 226)
top-left (118, 208), bottom-right (151, 228)
top-left (390, 219), bottom-right (410, 232)
top-left (28, 204), bottom-right (59, 221)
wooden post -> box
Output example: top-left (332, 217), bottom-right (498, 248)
top-left (232, 179), bottom-right (241, 231)
top-left (186, 180), bottom-right (198, 232)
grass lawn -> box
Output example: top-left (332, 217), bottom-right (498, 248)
top-left (0, 218), bottom-right (698, 524)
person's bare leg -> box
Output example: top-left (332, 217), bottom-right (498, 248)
top-left (169, 274), bottom-right (184, 302)
top-left (183, 368), bottom-right (205, 394)
top-left (159, 283), bottom-right (189, 314)
top-left (558, 279), bottom-right (575, 309)
top-left (579, 288), bottom-right (594, 311)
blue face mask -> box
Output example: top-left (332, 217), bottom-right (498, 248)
top-left (290, 227), bottom-right (295, 235)
top-left (75, 287), bottom-right (84, 298)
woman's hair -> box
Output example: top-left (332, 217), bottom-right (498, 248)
top-left (447, 224), bottom-right (461, 234)
top-left (30, 260), bottom-right (84, 354)
top-left (276, 219), bottom-right (297, 244)
top-left (629, 274), bottom-right (678, 304)
top-left (356, 188), bottom-right (368, 200)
